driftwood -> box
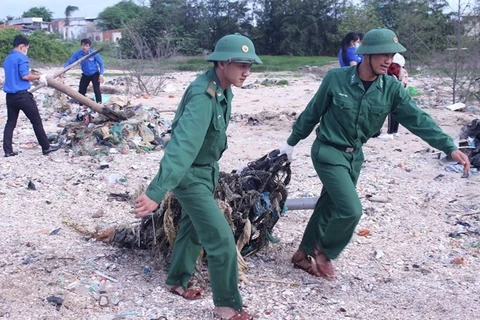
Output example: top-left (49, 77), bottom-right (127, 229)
top-left (29, 48), bottom-right (104, 93)
top-left (47, 77), bottom-right (126, 121)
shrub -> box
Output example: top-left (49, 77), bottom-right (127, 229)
top-left (0, 29), bottom-right (71, 64)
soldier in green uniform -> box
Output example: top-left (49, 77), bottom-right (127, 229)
top-left (134, 34), bottom-right (261, 320)
top-left (278, 28), bottom-right (471, 279)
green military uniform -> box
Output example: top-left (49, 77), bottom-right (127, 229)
top-left (145, 68), bottom-right (242, 310)
top-left (286, 65), bottom-right (458, 260)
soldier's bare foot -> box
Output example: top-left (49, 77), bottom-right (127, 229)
top-left (214, 307), bottom-right (253, 319)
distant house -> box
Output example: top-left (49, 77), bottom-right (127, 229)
top-left (50, 17), bottom-right (122, 43)
top-left (0, 24), bottom-right (23, 31)
top-left (102, 29), bottom-right (122, 42)
top-left (1, 16), bottom-right (122, 43)
top-left (50, 17), bottom-right (98, 40)
top-left (2, 17), bottom-right (49, 34)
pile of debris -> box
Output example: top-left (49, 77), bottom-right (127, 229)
top-left (44, 95), bottom-right (171, 156)
top-left (90, 150), bottom-right (291, 278)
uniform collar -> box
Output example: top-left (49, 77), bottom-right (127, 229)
top-left (207, 68), bottom-right (233, 102)
top-left (348, 65), bottom-right (385, 91)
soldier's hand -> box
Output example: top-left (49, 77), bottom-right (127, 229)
top-left (450, 150), bottom-right (470, 175)
top-left (99, 75), bottom-right (104, 84)
top-left (279, 142), bottom-right (294, 162)
top-left (134, 193), bottom-right (159, 218)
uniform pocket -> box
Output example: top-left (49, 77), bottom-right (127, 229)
top-left (331, 96), bottom-right (357, 128)
top-left (333, 96), bottom-right (355, 110)
top-left (368, 105), bottom-right (390, 116)
top-left (213, 115), bottom-right (226, 131)
top-left (367, 105), bottom-right (390, 121)
top-left (366, 105), bottom-right (390, 133)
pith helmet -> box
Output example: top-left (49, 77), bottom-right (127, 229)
top-left (355, 28), bottom-right (406, 55)
top-left (207, 33), bottom-right (262, 64)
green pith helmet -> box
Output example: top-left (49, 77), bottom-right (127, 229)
top-left (355, 28), bottom-right (406, 55)
top-left (207, 33), bottom-right (263, 64)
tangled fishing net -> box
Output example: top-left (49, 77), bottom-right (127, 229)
top-left (459, 118), bottom-right (480, 168)
top-left (92, 149), bottom-right (291, 279)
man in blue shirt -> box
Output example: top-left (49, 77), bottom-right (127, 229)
top-left (2, 35), bottom-right (60, 157)
top-left (64, 38), bottom-right (105, 104)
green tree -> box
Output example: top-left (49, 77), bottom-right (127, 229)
top-left (362, 0), bottom-right (402, 29)
top-left (254, 0), bottom-right (338, 56)
top-left (22, 6), bottom-right (54, 21)
top-left (337, 4), bottom-right (383, 37)
top-left (201, 0), bottom-right (252, 50)
top-left (97, 0), bottom-right (146, 31)
top-left (394, 0), bottom-right (454, 63)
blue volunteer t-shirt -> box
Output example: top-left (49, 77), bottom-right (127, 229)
top-left (3, 50), bottom-right (31, 93)
top-left (64, 49), bottom-right (105, 76)
top-left (338, 47), bottom-right (362, 67)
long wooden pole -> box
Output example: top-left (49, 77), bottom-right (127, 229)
top-left (47, 76), bottom-right (126, 121)
top-left (29, 47), bottom-right (104, 93)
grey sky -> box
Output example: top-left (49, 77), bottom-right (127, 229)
top-left (2, 0), bottom-right (473, 21)
top-left (2, 0), bottom-right (125, 19)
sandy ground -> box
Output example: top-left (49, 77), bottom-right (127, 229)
top-left (0, 65), bottom-right (479, 320)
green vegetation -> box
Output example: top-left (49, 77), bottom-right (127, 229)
top-left (3, 0), bottom-right (478, 103)
top-left (105, 54), bottom-right (334, 73)
top-left (0, 29), bottom-right (71, 63)
top-left (160, 55), bottom-right (333, 72)
top-left (22, 6), bottom-right (53, 22)
top-left (253, 56), bottom-right (334, 72)
top-left (0, 29), bottom-right (333, 72)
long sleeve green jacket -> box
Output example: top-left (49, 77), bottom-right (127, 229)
top-left (287, 66), bottom-right (457, 155)
top-left (146, 68), bottom-right (232, 203)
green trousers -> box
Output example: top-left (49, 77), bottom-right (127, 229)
top-left (300, 139), bottom-right (365, 260)
top-left (166, 164), bottom-right (242, 311)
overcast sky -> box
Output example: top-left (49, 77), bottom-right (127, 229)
top-left (2, 0), bottom-right (474, 20)
top-left (2, 0), bottom-right (126, 19)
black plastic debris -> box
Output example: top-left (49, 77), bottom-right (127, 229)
top-left (46, 296), bottom-right (64, 311)
top-left (27, 181), bottom-right (36, 190)
top-left (456, 220), bottom-right (472, 228)
top-left (108, 192), bottom-right (131, 202)
top-left (459, 119), bottom-right (480, 168)
top-left (49, 228), bottom-right (61, 235)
